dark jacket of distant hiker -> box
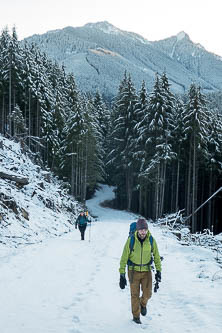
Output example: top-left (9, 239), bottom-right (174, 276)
top-left (75, 213), bottom-right (89, 240)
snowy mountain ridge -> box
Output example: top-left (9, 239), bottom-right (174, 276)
top-left (0, 135), bottom-right (80, 252)
top-left (83, 21), bottom-right (151, 44)
top-left (23, 21), bottom-right (222, 99)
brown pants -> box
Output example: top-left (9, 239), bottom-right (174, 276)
top-left (128, 270), bottom-right (152, 318)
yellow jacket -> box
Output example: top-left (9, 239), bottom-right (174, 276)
top-left (119, 231), bottom-right (161, 274)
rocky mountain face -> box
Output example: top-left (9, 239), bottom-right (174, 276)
top-left (24, 21), bottom-right (222, 99)
top-left (153, 31), bottom-right (222, 91)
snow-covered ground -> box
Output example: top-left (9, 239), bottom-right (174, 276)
top-left (1, 184), bottom-right (222, 333)
top-left (0, 134), bottom-right (80, 251)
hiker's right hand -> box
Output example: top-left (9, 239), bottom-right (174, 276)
top-left (119, 274), bottom-right (127, 289)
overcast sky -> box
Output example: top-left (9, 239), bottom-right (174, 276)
top-left (1, 0), bottom-right (222, 56)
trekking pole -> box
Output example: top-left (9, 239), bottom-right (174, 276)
top-left (89, 221), bottom-right (91, 242)
top-left (154, 280), bottom-right (159, 293)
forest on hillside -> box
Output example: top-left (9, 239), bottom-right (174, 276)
top-left (0, 28), bottom-right (222, 234)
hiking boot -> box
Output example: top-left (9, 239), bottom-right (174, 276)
top-left (133, 317), bottom-right (141, 324)
top-left (141, 305), bottom-right (147, 316)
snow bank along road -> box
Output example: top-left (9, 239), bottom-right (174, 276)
top-left (0, 185), bottom-right (221, 333)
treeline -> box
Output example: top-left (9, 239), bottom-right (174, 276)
top-left (0, 28), bottom-right (110, 202)
top-left (0, 28), bottom-right (222, 234)
top-left (107, 73), bottom-right (222, 234)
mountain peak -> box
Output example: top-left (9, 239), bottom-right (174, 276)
top-left (176, 31), bottom-right (207, 51)
top-left (176, 31), bottom-right (190, 41)
top-left (84, 21), bottom-right (120, 34)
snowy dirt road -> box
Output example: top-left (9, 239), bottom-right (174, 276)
top-left (0, 185), bottom-right (221, 333)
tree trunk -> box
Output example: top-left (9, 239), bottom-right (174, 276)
top-left (126, 168), bottom-right (132, 211)
top-left (200, 176), bottom-right (204, 231)
top-left (82, 138), bottom-right (88, 203)
top-left (144, 186), bottom-right (148, 218)
top-left (186, 146), bottom-right (192, 219)
top-left (36, 99), bottom-right (40, 152)
top-left (175, 158), bottom-right (180, 212)
top-left (1, 94), bottom-right (5, 134)
top-left (207, 169), bottom-right (212, 230)
top-left (28, 89), bottom-right (31, 149)
top-left (191, 135), bottom-right (196, 233)
top-left (160, 161), bottom-right (166, 216)
top-left (71, 148), bottom-right (74, 196)
top-left (9, 64), bottom-right (12, 136)
top-left (0, 170), bottom-right (29, 185)
top-left (155, 165), bottom-right (160, 219)
top-left (139, 184), bottom-right (142, 214)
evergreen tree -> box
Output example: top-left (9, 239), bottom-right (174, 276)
top-left (10, 104), bottom-right (27, 137)
top-left (170, 98), bottom-right (186, 212)
top-left (92, 91), bottom-right (110, 182)
top-left (139, 74), bottom-right (175, 218)
top-left (205, 111), bottom-right (222, 231)
top-left (108, 73), bottom-right (138, 210)
top-left (182, 84), bottom-right (210, 232)
top-left (133, 80), bottom-right (150, 214)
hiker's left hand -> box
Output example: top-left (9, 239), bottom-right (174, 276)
top-left (155, 271), bottom-right (161, 282)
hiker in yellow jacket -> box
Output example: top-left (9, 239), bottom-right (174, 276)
top-left (119, 218), bottom-right (162, 324)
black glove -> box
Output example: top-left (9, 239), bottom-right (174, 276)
top-left (75, 225), bottom-right (77, 229)
top-left (155, 271), bottom-right (161, 283)
top-left (119, 274), bottom-right (127, 289)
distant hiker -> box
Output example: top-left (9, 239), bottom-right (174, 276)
top-left (75, 211), bottom-right (89, 240)
top-left (119, 218), bottom-right (162, 324)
